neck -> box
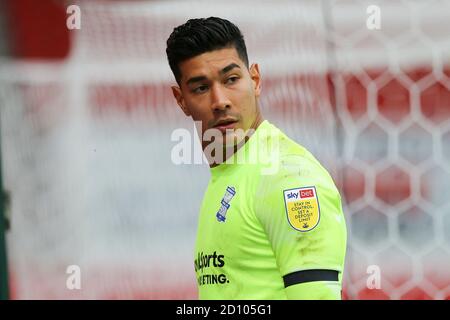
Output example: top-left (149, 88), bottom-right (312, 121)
top-left (207, 112), bottom-right (264, 168)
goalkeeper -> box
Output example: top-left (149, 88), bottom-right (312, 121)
top-left (166, 17), bottom-right (347, 300)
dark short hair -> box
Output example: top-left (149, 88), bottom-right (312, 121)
top-left (166, 17), bottom-right (249, 84)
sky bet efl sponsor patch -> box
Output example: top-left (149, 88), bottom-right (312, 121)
top-left (283, 186), bottom-right (320, 232)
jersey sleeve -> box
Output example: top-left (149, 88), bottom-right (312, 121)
top-left (254, 154), bottom-right (347, 299)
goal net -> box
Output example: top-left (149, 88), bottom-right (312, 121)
top-left (330, 0), bottom-right (450, 299)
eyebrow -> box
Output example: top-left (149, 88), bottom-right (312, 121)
top-left (186, 76), bottom-right (207, 86)
top-left (220, 63), bottom-right (240, 75)
top-left (186, 63), bottom-right (241, 86)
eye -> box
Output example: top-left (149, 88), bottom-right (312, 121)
top-left (225, 76), bottom-right (239, 85)
top-left (193, 85), bottom-right (208, 94)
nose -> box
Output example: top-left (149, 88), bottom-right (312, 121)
top-left (210, 84), bottom-right (231, 112)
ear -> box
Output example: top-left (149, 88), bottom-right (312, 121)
top-left (171, 85), bottom-right (191, 116)
top-left (249, 63), bottom-right (261, 97)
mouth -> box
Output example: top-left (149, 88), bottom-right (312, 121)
top-left (213, 118), bottom-right (238, 131)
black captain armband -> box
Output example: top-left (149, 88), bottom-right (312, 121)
top-left (283, 269), bottom-right (339, 288)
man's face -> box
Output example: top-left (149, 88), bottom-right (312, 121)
top-left (171, 47), bottom-right (261, 146)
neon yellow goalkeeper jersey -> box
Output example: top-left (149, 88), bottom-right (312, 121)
top-left (194, 120), bottom-right (347, 300)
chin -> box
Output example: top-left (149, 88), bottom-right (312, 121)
top-left (225, 131), bottom-right (248, 147)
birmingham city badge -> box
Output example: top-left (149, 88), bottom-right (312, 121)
top-left (216, 186), bottom-right (236, 222)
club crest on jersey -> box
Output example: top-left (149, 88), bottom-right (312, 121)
top-left (283, 186), bottom-right (320, 232)
top-left (216, 186), bottom-right (236, 222)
